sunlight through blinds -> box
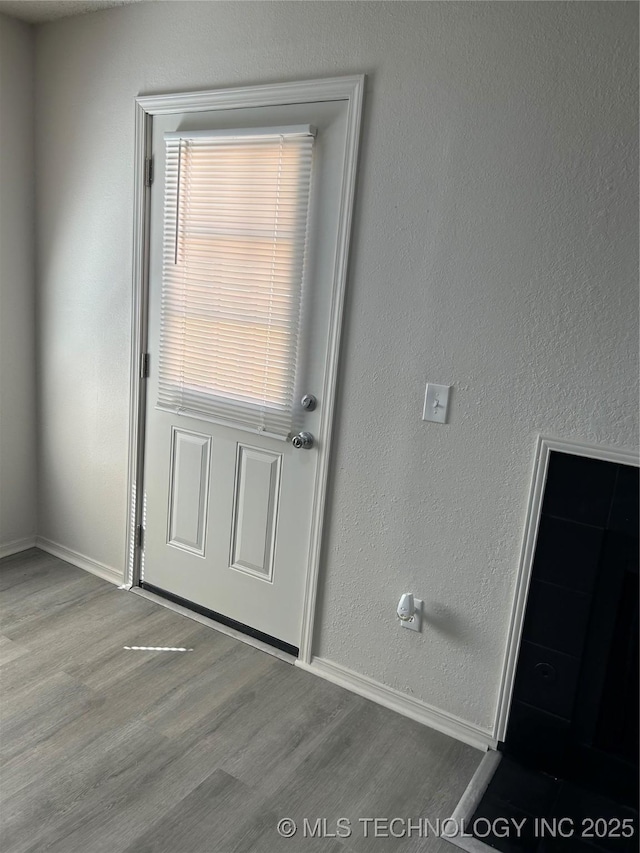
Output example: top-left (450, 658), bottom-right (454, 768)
top-left (158, 126), bottom-right (315, 438)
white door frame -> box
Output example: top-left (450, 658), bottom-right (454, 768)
top-left (124, 76), bottom-right (365, 663)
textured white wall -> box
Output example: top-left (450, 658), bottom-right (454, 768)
top-left (34, 1), bottom-right (638, 735)
top-left (0, 14), bottom-right (37, 551)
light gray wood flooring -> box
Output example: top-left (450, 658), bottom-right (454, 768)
top-left (0, 548), bottom-right (481, 852)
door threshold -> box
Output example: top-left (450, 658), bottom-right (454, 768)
top-left (132, 583), bottom-right (298, 665)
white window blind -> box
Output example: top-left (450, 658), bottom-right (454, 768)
top-left (158, 126), bottom-right (315, 439)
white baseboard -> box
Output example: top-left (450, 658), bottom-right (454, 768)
top-left (35, 537), bottom-right (123, 586)
top-left (0, 536), bottom-right (37, 559)
top-left (296, 656), bottom-right (495, 752)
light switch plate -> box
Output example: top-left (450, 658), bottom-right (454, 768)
top-left (423, 383), bottom-right (450, 423)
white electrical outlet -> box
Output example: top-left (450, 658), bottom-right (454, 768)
top-left (402, 597), bottom-right (423, 632)
top-left (422, 383), bottom-right (450, 424)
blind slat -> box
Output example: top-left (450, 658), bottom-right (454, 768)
top-left (158, 130), bottom-right (314, 436)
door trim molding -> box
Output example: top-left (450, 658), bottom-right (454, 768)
top-left (493, 434), bottom-right (639, 743)
top-left (126, 76), bottom-right (366, 665)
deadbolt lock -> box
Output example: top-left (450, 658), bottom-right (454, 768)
top-left (300, 394), bottom-right (317, 411)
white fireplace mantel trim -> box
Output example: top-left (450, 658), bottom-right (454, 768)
top-left (494, 434), bottom-right (639, 743)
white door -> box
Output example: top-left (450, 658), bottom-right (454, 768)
top-left (141, 98), bottom-right (352, 651)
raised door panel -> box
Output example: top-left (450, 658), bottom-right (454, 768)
top-left (230, 444), bottom-right (282, 581)
top-left (167, 427), bottom-right (212, 555)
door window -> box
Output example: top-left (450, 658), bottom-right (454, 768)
top-left (157, 126), bottom-right (315, 438)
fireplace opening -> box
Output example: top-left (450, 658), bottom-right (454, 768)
top-left (468, 450), bottom-right (638, 853)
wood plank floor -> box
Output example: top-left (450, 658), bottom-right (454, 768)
top-left (0, 549), bottom-right (482, 852)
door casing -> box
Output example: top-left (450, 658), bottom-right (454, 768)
top-left (125, 76), bottom-right (365, 664)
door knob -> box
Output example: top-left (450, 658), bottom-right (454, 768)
top-left (292, 431), bottom-right (314, 450)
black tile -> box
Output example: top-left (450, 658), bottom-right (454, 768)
top-left (551, 782), bottom-right (638, 852)
top-left (564, 742), bottom-right (639, 813)
top-left (536, 834), bottom-right (611, 853)
top-left (543, 453), bottom-right (617, 527)
top-left (472, 795), bottom-right (538, 853)
top-left (607, 465), bottom-right (639, 537)
top-left (486, 755), bottom-right (560, 815)
top-left (533, 516), bottom-right (604, 594)
top-left (513, 642), bottom-right (581, 719)
top-left (506, 701), bottom-right (571, 775)
top-left (523, 580), bottom-right (592, 657)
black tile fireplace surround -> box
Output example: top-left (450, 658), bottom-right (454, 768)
top-left (472, 451), bottom-right (638, 853)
